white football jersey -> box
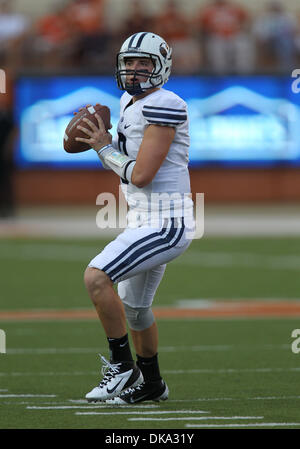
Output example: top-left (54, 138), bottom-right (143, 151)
top-left (112, 88), bottom-right (193, 222)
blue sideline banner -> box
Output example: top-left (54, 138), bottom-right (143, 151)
top-left (14, 74), bottom-right (300, 168)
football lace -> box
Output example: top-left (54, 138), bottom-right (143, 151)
top-left (98, 355), bottom-right (122, 387)
top-left (120, 382), bottom-right (145, 396)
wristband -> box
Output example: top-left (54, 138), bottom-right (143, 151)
top-left (97, 145), bottom-right (136, 183)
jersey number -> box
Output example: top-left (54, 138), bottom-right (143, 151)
top-left (118, 132), bottom-right (128, 155)
top-left (118, 132), bottom-right (129, 184)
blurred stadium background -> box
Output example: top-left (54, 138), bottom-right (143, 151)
top-left (0, 0), bottom-right (300, 233)
top-left (0, 0), bottom-right (300, 216)
top-left (0, 0), bottom-right (300, 222)
top-left (1, 0), bottom-right (300, 430)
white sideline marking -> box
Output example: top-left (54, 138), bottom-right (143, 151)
top-left (0, 243), bottom-right (95, 262)
top-left (185, 423), bottom-right (300, 428)
top-left (177, 299), bottom-right (299, 309)
top-left (75, 410), bottom-right (209, 416)
top-left (1, 241), bottom-right (300, 270)
top-left (128, 416), bottom-right (264, 422)
top-left (168, 396), bottom-right (300, 402)
top-left (27, 405), bottom-right (159, 410)
top-left (4, 343), bottom-right (290, 355)
top-left (0, 371), bottom-right (99, 377)
top-left (164, 367), bottom-right (300, 374)
top-left (160, 345), bottom-right (232, 352)
top-left (175, 251), bottom-right (300, 271)
top-left (0, 394), bottom-right (56, 398)
top-left (1, 367), bottom-right (300, 377)
top-left (6, 344), bottom-right (233, 355)
top-left (7, 348), bottom-right (101, 354)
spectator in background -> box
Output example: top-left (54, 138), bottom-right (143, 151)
top-left (152, 0), bottom-right (201, 74)
top-left (66, 0), bottom-right (111, 67)
top-left (194, 0), bottom-right (255, 73)
top-left (0, 0), bottom-right (29, 69)
top-left (32, 4), bottom-right (74, 68)
top-left (253, 1), bottom-right (297, 71)
top-left (120, 0), bottom-right (153, 41)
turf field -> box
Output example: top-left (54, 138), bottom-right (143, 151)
top-left (1, 236), bottom-right (300, 429)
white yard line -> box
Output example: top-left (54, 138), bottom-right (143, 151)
top-left (185, 423), bottom-right (300, 428)
top-left (0, 394), bottom-right (56, 398)
top-left (128, 416), bottom-right (264, 422)
top-left (168, 396), bottom-right (300, 402)
top-left (27, 405), bottom-right (159, 410)
top-left (5, 344), bottom-right (233, 355)
top-left (0, 371), bottom-right (99, 377)
top-left (1, 367), bottom-right (300, 378)
top-left (5, 396), bottom-right (300, 405)
top-left (174, 251), bottom-right (300, 271)
top-left (75, 410), bottom-right (209, 416)
top-left (160, 345), bottom-right (233, 352)
top-left (0, 242), bottom-right (95, 262)
top-left (4, 343), bottom-right (290, 355)
top-left (7, 348), bottom-right (102, 355)
top-left (1, 241), bottom-right (300, 271)
top-left (164, 367), bottom-right (300, 374)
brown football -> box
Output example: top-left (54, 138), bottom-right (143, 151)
top-left (63, 104), bottom-right (111, 153)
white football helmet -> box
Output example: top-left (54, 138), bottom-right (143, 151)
top-left (115, 32), bottom-right (172, 95)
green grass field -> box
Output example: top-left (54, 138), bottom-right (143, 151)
top-left (1, 236), bottom-right (300, 429)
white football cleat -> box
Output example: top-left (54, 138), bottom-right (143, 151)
top-left (85, 355), bottom-right (143, 402)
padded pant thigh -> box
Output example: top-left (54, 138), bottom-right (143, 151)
top-left (118, 264), bottom-right (166, 310)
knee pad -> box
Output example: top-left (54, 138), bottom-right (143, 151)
top-left (123, 303), bottom-right (155, 331)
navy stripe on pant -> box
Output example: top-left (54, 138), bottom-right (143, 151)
top-left (104, 218), bottom-right (185, 283)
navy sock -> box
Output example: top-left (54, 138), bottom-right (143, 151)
top-left (107, 334), bottom-right (133, 363)
top-left (137, 353), bottom-right (162, 382)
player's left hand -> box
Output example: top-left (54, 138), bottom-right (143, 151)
top-left (76, 114), bottom-right (112, 152)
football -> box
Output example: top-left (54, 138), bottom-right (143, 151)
top-left (63, 104), bottom-right (111, 153)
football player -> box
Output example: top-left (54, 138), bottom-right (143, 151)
top-left (76, 32), bottom-right (195, 404)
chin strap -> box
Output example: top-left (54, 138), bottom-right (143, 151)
top-left (125, 82), bottom-right (144, 96)
top-left (97, 144), bottom-right (136, 183)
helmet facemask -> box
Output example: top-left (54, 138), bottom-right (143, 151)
top-left (116, 51), bottom-right (164, 96)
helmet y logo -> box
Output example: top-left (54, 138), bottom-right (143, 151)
top-left (159, 42), bottom-right (168, 59)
